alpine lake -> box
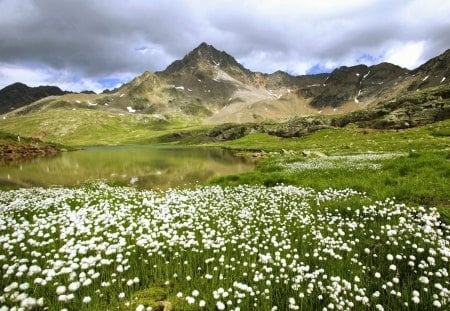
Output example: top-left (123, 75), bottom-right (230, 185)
top-left (0, 146), bottom-right (255, 189)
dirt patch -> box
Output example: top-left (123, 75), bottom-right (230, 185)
top-left (0, 143), bottom-right (59, 162)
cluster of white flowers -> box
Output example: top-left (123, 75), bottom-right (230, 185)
top-left (0, 183), bottom-right (448, 310)
top-left (285, 153), bottom-right (405, 172)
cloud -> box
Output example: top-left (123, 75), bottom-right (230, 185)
top-left (385, 41), bottom-right (426, 69)
top-left (0, 62), bottom-right (133, 93)
top-left (0, 0), bottom-right (449, 91)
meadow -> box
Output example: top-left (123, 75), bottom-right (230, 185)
top-left (0, 183), bottom-right (449, 310)
top-left (0, 118), bottom-right (449, 310)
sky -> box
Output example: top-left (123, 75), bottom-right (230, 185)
top-left (0, 0), bottom-right (449, 93)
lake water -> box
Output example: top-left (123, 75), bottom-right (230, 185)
top-left (0, 146), bottom-right (254, 189)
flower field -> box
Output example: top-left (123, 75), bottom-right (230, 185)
top-left (0, 183), bottom-right (449, 310)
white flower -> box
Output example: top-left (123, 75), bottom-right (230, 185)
top-left (199, 300), bottom-right (206, 308)
top-left (56, 286), bottom-right (66, 295)
top-left (216, 301), bottom-right (226, 310)
top-left (186, 296), bottom-right (195, 304)
top-left (375, 304), bottom-right (384, 311)
top-left (192, 290), bottom-right (199, 297)
top-left (82, 296), bottom-right (91, 304)
top-left (19, 283), bottom-right (30, 291)
top-left (419, 276), bottom-right (429, 284)
top-left (135, 305), bottom-right (145, 311)
top-left (433, 300), bottom-right (442, 308)
top-left (386, 254), bottom-right (394, 261)
top-left (68, 281), bottom-right (80, 292)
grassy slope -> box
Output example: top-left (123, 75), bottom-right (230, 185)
top-left (215, 120), bottom-right (450, 154)
top-left (0, 108), bottom-right (206, 146)
top-left (209, 120), bottom-right (450, 220)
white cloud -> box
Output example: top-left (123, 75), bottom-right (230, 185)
top-left (0, 63), bottom-right (132, 93)
top-left (384, 41), bottom-right (426, 69)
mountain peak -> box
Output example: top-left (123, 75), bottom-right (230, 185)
top-left (161, 42), bottom-right (246, 75)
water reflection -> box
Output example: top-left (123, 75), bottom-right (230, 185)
top-left (0, 146), bottom-right (254, 189)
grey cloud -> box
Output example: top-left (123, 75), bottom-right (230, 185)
top-left (0, 0), bottom-right (449, 91)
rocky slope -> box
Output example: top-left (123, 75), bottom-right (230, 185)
top-left (161, 82), bottom-right (450, 142)
top-left (2, 43), bottom-right (449, 125)
top-left (0, 131), bottom-right (60, 162)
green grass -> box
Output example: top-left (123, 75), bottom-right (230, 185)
top-left (213, 119), bottom-right (450, 154)
top-left (0, 108), bottom-right (207, 147)
top-left (212, 151), bottom-right (450, 212)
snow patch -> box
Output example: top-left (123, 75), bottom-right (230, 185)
top-left (127, 106), bottom-right (136, 113)
top-left (441, 77), bottom-right (446, 83)
top-left (87, 102), bottom-right (97, 106)
top-left (267, 90), bottom-right (282, 99)
top-left (175, 86), bottom-right (185, 90)
top-left (422, 75), bottom-right (429, 82)
top-left (212, 59), bottom-right (221, 67)
top-left (356, 73), bottom-right (360, 77)
top-left (119, 93), bottom-right (125, 98)
top-left (363, 71), bottom-right (370, 79)
top-left (75, 100), bottom-right (81, 104)
top-left (354, 97), bottom-right (359, 103)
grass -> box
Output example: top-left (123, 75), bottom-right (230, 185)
top-left (214, 119), bottom-right (450, 154)
top-left (0, 184), bottom-right (448, 310)
top-left (0, 108), bottom-right (207, 147)
top-left (206, 120), bottom-right (450, 216)
top-left (211, 151), bottom-right (450, 210)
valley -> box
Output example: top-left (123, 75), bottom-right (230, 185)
top-left (0, 43), bottom-right (449, 311)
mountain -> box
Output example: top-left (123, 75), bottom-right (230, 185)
top-left (0, 82), bottom-right (70, 114)
top-left (2, 43), bottom-right (449, 125)
top-left (408, 49), bottom-right (450, 90)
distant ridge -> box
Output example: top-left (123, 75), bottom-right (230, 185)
top-left (0, 82), bottom-right (70, 114)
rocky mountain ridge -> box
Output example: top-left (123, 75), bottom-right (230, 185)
top-left (1, 43), bottom-right (449, 125)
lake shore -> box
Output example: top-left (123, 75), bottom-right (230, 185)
top-left (0, 143), bottom-right (59, 162)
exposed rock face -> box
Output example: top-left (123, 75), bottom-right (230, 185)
top-left (306, 63), bottom-right (408, 108)
top-left (0, 82), bottom-right (69, 114)
top-left (408, 49), bottom-right (450, 90)
top-left (265, 117), bottom-right (331, 138)
top-left (0, 143), bottom-right (59, 162)
top-left (178, 83), bottom-right (450, 142)
top-left (206, 123), bottom-right (262, 141)
top-left (332, 83), bottom-right (450, 129)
